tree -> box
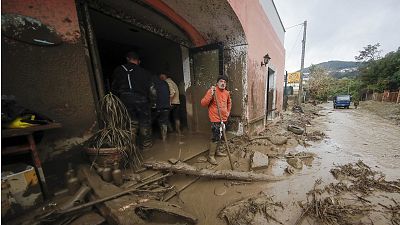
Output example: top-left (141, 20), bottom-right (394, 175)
top-left (355, 43), bottom-right (382, 62)
top-left (306, 65), bottom-right (334, 101)
top-left (357, 47), bottom-right (400, 91)
top-left (329, 78), bottom-right (363, 100)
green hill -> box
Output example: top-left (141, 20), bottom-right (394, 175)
top-left (303, 61), bottom-right (361, 79)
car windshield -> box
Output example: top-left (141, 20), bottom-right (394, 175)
top-left (337, 96), bottom-right (350, 101)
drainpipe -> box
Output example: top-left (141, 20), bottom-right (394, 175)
top-left (284, 71), bottom-right (288, 111)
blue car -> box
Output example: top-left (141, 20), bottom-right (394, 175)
top-left (333, 95), bottom-right (351, 109)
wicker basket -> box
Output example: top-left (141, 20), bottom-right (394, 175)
top-left (84, 147), bottom-right (122, 167)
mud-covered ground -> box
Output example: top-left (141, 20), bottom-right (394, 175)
top-left (166, 101), bottom-right (400, 225)
top-left (13, 101), bottom-right (399, 225)
top-left (357, 100), bottom-right (400, 125)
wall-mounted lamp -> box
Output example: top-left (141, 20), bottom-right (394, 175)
top-left (261, 54), bottom-right (271, 67)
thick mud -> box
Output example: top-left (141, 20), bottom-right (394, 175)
top-left (29, 102), bottom-right (399, 225)
top-left (169, 102), bottom-right (400, 225)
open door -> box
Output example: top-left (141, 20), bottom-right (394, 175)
top-left (266, 68), bottom-right (276, 120)
top-left (190, 43), bottom-right (224, 133)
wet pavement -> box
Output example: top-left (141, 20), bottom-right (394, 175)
top-left (167, 102), bottom-right (400, 225)
top-left (142, 132), bottom-right (210, 162)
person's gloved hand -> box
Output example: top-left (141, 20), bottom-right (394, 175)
top-left (211, 85), bottom-right (216, 95)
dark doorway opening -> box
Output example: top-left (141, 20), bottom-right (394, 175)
top-left (86, 8), bottom-right (188, 135)
top-left (266, 68), bottom-right (275, 120)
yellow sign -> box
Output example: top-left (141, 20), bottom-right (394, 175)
top-left (288, 72), bottom-right (300, 83)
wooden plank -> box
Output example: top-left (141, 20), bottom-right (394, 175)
top-left (1, 144), bottom-right (31, 155)
top-left (77, 165), bottom-right (144, 225)
top-left (70, 212), bottom-right (105, 225)
top-left (2, 123), bottom-right (62, 138)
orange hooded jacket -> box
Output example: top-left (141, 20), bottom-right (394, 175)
top-left (200, 87), bottom-right (231, 122)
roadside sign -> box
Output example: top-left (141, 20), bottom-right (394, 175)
top-left (288, 72), bottom-right (301, 83)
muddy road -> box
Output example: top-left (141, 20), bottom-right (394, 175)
top-left (325, 102), bottom-right (400, 175)
top-left (172, 102), bottom-right (400, 225)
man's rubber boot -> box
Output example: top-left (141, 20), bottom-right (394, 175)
top-left (140, 126), bottom-right (153, 150)
top-left (160, 124), bottom-right (168, 141)
top-left (207, 142), bottom-right (218, 165)
top-left (175, 120), bottom-right (182, 136)
top-left (130, 121), bottom-right (139, 145)
top-left (168, 122), bottom-right (174, 133)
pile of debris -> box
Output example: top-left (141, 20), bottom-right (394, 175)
top-left (21, 164), bottom-right (199, 225)
top-left (219, 192), bottom-right (284, 225)
top-left (296, 161), bottom-right (400, 225)
top-left (330, 160), bottom-right (400, 194)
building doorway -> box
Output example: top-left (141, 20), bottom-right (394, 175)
top-left (78, 4), bottom-right (189, 135)
top-left (266, 68), bottom-right (276, 120)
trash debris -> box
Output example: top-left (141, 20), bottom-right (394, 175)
top-left (268, 135), bottom-right (288, 145)
top-left (135, 200), bottom-right (197, 224)
top-left (219, 192), bottom-right (284, 225)
top-left (330, 160), bottom-right (400, 194)
top-left (296, 161), bottom-right (400, 225)
top-left (288, 124), bottom-right (305, 135)
top-left (296, 180), bottom-right (373, 225)
top-left (285, 166), bottom-right (295, 175)
top-left (287, 157), bottom-right (303, 169)
top-left (305, 130), bottom-right (326, 141)
top-left (292, 105), bottom-right (304, 113)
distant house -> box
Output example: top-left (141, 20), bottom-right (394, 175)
top-left (3, 0), bottom-right (285, 158)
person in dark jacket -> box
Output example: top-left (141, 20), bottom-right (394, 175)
top-left (111, 51), bottom-right (154, 149)
top-left (153, 75), bottom-right (170, 141)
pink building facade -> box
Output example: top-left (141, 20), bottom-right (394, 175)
top-left (2, 0), bottom-right (285, 159)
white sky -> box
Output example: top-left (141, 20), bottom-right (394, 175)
top-left (274, 0), bottom-right (400, 73)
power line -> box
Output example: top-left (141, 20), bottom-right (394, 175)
top-left (286, 24), bottom-right (303, 64)
top-left (285, 22), bottom-right (304, 30)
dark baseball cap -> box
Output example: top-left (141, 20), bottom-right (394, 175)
top-left (217, 75), bottom-right (228, 82)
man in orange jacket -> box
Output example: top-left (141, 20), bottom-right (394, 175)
top-left (200, 76), bottom-right (232, 165)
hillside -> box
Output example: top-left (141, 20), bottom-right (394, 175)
top-left (303, 60), bottom-right (361, 79)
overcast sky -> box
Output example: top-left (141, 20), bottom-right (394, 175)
top-left (274, 0), bottom-right (400, 72)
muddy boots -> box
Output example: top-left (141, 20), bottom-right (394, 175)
top-left (130, 121), bottom-right (139, 146)
top-left (160, 124), bottom-right (168, 141)
top-left (207, 142), bottom-right (218, 165)
top-left (140, 126), bottom-right (153, 150)
top-left (175, 120), bottom-right (181, 136)
top-left (168, 122), bottom-right (174, 133)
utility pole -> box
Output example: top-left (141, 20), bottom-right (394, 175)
top-left (297, 20), bottom-right (307, 105)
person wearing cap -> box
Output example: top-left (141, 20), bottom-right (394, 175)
top-left (111, 51), bottom-right (155, 150)
top-left (200, 75), bottom-right (231, 165)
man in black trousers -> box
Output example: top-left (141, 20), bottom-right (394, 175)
top-left (111, 51), bottom-right (155, 149)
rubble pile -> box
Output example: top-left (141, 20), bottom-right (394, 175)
top-left (219, 192), bottom-right (284, 225)
top-left (296, 161), bottom-right (400, 225)
top-left (330, 160), bottom-right (400, 194)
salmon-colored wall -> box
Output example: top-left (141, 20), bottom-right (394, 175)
top-left (2, 0), bottom-right (81, 43)
top-left (228, 0), bottom-right (285, 125)
top-left (2, 0), bottom-right (97, 162)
